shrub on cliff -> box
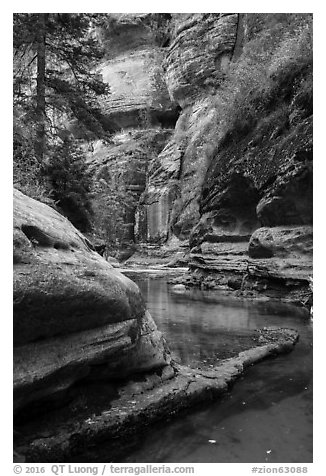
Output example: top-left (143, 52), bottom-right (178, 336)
top-left (217, 14), bottom-right (312, 147)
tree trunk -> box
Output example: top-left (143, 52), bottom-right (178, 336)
top-left (35, 13), bottom-right (48, 162)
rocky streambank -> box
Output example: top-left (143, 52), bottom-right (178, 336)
top-left (13, 188), bottom-right (171, 414)
top-left (13, 189), bottom-right (300, 462)
top-left (15, 326), bottom-right (298, 463)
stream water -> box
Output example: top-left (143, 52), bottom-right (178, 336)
top-left (121, 273), bottom-right (313, 463)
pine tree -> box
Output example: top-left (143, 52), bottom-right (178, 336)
top-left (13, 13), bottom-right (110, 162)
top-left (35, 13), bottom-right (47, 162)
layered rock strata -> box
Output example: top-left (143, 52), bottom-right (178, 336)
top-left (88, 128), bottom-right (173, 245)
top-left (132, 13), bottom-right (313, 302)
top-left (136, 13), bottom-right (239, 243)
top-left (98, 14), bottom-right (178, 130)
top-left (87, 14), bottom-right (180, 248)
top-left (191, 115), bottom-right (313, 300)
top-left (84, 13), bottom-right (312, 300)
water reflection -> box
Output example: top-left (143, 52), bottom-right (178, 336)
top-left (120, 275), bottom-right (313, 463)
top-left (133, 277), bottom-right (311, 367)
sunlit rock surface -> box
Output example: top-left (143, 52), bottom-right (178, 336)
top-left (132, 13), bottom-right (312, 301)
top-left (83, 12), bottom-right (312, 300)
top-left (165, 13), bottom-right (238, 106)
top-left (247, 225), bottom-right (312, 282)
top-left (136, 14), bottom-right (239, 243)
top-left (87, 14), bottom-right (179, 246)
top-left (98, 13), bottom-right (177, 130)
top-left (13, 189), bottom-right (171, 411)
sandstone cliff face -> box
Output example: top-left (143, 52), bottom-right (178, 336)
top-left (87, 14), bottom-right (179, 247)
top-left (97, 14), bottom-right (178, 130)
top-left (165, 13), bottom-right (238, 106)
top-left (89, 128), bottom-right (173, 245)
top-left (136, 14), bottom-right (239, 243)
top-left (135, 13), bottom-right (312, 301)
top-left (82, 13), bottom-right (312, 300)
top-left (190, 115), bottom-right (312, 296)
top-left (13, 189), bottom-right (171, 412)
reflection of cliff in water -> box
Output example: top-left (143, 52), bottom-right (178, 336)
top-left (132, 275), bottom-right (311, 366)
top-left (121, 275), bottom-right (313, 463)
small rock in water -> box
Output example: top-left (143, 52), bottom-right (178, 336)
top-left (171, 284), bottom-right (187, 292)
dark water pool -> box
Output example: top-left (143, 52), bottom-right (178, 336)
top-left (124, 275), bottom-right (313, 463)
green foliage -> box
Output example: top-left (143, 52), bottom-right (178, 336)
top-left (13, 13), bottom-right (111, 218)
top-left (92, 173), bottom-right (137, 252)
top-left (13, 110), bottom-right (53, 204)
top-left (13, 135), bottom-right (51, 204)
top-left (13, 13), bottom-right (110, 152)
top-left (90, 130), bottom-right (165, 250)
top-left (45, 138), bottom-right (94, 231)
top-left (216, 14), bottom-right (313, 147)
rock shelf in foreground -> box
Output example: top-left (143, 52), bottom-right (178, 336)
top-left (16, 327), bottom-right (298, 463)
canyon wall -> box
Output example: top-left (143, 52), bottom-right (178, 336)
top-left (87, 14), bottom-right (179, 247)
top-left (89, 13), bottom-right (312, 301)
top-left (136, 14), bottom-right (239, 243)
top-left (135, 13), bottom-right (313, 302)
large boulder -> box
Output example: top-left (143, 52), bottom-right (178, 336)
top-left (249, 226), bottom-right (313, 260)
top-left (13, 189), bottom-right (171, 412)
top-left (247, 226), bottom-right (313, 282)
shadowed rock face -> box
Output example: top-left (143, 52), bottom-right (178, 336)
top-left (256, 161), bottom-right (313, 227)
top-left (192, 116), bottom-right (312, 298)
top-left (89, 129), bottom-right (173, 244)
top-left (13, 189), bottom-right (171, 412)
top-left (15, 327), bottom-right (299, 463)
